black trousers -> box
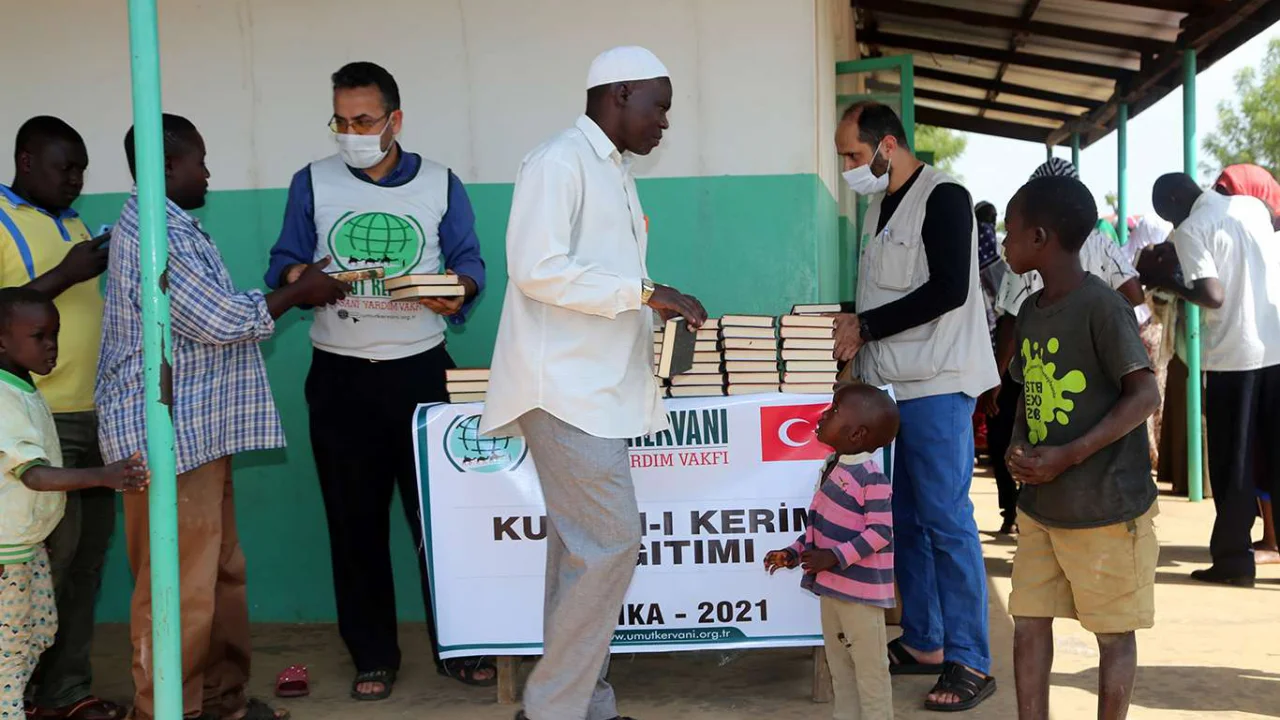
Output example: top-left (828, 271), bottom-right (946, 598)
top-left (986, 371), bottom-right (1023, 524)
top-left (306, 345), bottom-right (454, 672)
top-left (1204, 364), bottom-right (1280, 577)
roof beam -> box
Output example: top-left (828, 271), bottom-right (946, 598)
top-left (1084, 0), bottom-right (1203, 12)
top-left (1046, 0), bottom-right (1274, 145)
top-left (853, 0), bottom-right (1168, 54)
top-left (914, 67), bottom-right (1105, 110)
top-left (984, 0), bottom-right (1045, 118)
top-left (860, 30), bottom-right (1132, 80)
top-left (867, 81), bottom-right (1078, 122)
top-left (915, 106), bottom-right (1050, 144)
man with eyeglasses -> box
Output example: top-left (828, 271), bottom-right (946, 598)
top-left (265, 61), bottom-right (488, 701)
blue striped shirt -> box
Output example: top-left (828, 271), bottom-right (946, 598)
top-left (96, 195), bottom-right (285, 474)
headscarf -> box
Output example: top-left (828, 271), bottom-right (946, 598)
top-left (1030, 157), bottom-right (1078, 180)
top-left (1213, 164), bottom-right (1280, 217)
top-left (974, 201), bottom-right (999, 270)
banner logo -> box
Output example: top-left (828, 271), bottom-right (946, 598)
top-left (759, 403), bottom-right (833, 462)
top-left (442, 414), bottom-right (528, 474)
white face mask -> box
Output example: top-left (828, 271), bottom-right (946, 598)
top-left (335, 116), bottom-right (394, 169)
top-left (842, 142), bottom-right (891, 195)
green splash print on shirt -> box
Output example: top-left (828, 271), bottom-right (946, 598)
top-left (1021, 337), bottom-right (1087, 444)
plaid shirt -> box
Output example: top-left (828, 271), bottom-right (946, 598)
top-left (96, 195), bottom-right (285, 474)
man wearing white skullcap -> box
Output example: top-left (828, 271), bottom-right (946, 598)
top-left (483, 46), bottom-right (705, 720)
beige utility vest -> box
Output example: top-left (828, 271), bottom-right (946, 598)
top-left (855, 165), bottom-right (999, 401)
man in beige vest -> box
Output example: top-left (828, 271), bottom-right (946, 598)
top-left (833, 102), bottom-right (999, 712)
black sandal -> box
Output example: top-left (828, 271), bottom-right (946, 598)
top-left (923, 662), bottom-right (997, 712)
top-left (351, 669), bottom-right (397, 701)
top-left (438, 656), bottom-right (498, 687)
top-left (887, 638), bottom-right (945, 676)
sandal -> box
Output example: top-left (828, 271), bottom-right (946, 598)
top-left (33, 697), bottom-right (127, 720)
top-left (438, 656), bottom-right (498, 687)
top-left (887, 638), bottom-right (944, 676)
top-left (923, 662), bottom-right (997, 712)
top-left (232, 699), bottom-right (290, 720)
top-left (275, 665), bottom-right (310, 698)
top-left (351, 669), bottom-right (396, 702)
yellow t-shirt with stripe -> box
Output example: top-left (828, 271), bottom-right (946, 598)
top-left (0, 186), bottom-right (104, 413)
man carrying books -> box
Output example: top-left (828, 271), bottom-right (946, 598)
top-left (264, 61), bottom-right (489, 698)
top-left (482, 47), bottom-right (705, 720)
top-left (833, 102), bottom-right (1000, 711)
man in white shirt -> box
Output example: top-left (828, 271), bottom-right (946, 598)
top-left (1150, 172), bottom-right (1280, 588)
top-left (482, 46), bottom-right (705, 720)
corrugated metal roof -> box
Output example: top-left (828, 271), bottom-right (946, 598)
top-left (850, 0), bottom-right (1280, 147)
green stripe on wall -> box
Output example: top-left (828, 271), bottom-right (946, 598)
top-left (75, 172), bottom-right (839, 622)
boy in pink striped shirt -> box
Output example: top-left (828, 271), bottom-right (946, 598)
top-left (766, 384), bottom-right (900, 720)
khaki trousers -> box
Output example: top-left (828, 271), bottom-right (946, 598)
top-left (821, 595), bottom-right (893, 720)
top-left (124, 457), bottom-right (251, 720)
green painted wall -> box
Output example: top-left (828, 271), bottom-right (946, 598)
top-left (75, 173), bottom-right (839, 622)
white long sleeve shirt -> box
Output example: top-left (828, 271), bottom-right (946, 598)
top-left (481, 115), bottom-right (667, 439)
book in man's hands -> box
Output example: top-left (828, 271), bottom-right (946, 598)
top-left (781, 314), bottom-right (835, 328)
top-left (449, 391), bottom-right (487, 403)
top-left (384, 273), bottom-right (463, 291)
top-left (783, 338), bottom-right (836, 351)
top-left (655, 317), bottom-right (697, 379)
top-left (445, 368), bottom-right (490, 383)
top-left (780, 325), bottom-right (835, 340)
top-left (390, 284), bottom-right (466, 300)
top-left (446, 380), bottom-right (489, 394)
top-left (328, 266), bottom-right (386, 283)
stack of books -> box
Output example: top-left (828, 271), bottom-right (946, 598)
top-left (445, 368), bottom-right (489, 403)
top-left (661, 319), bottom-right (726, 397)
top-left (721, 315), bottom-right (780, 396)
top-left (385, 273), bottom-right (466, 301)
top-left (780, 312), bottom-right (838, 393)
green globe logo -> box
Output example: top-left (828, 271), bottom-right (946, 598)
top-left (327, 211), bottom-right (425, 276)
top-left (443, 415), bottom-right (528, 474)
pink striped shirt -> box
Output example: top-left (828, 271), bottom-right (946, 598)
top-left (789, 453), bottom-right (895, 608)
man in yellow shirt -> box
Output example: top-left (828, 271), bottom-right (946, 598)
top-left (0, 116), bottom-right (121, 720)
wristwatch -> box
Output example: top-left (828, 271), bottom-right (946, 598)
top-left (641, 278), bottom-right (656, 306)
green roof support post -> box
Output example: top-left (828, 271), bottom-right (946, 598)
top-left (1183, 48), bottom-right (1203, 503)
top-left (127, 0), bottom-right (183, 715)
top-left (1118, 104), bottom-right (1129, 246)
top-left (1046, 144), bottom-right (1053, 163)
top-left (1071, 133), bottom-right (1080, 170)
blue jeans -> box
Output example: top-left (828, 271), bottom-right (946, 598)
top-left (893, 392), bottom-right (991, 674)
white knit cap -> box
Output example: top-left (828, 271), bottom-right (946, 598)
top-left (586, 46), bottom-right (669, 90)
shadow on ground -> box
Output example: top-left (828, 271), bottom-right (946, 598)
top-left (1052, 665), bottom-right (1280, 718)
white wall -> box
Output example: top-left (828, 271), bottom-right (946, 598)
top-left (1, 0), bottom-right (828, 194)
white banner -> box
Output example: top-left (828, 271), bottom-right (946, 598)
top-left (414, 393), bottom-right (892, 659)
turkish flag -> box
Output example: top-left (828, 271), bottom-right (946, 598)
top-left (759, 403), bottom-right (834, 462)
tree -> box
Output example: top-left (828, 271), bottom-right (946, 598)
top-left (915, 125), bottom-right (967, 176)
top-left (1203, 37), bottom-right (1280, 178)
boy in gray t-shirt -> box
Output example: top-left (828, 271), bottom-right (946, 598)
top-left (1000, 175), bottom-right (1162, 720)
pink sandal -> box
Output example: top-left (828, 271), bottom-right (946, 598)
top-left (275, 665), bottom-right (310, 698)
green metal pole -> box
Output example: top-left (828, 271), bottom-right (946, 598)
top-left (1071, 133), bottom-right (1080, 171)
top-left (901, 56), bottom-right (915, 150)
top-left (127, 0), bottom-right (183, 715)
top-left (1183, 48), bottom-right (1203, 503)
top-left (1117, 105), bottom-right (1128, 246)
top-left (1046, 144), bottom-right (1052, 163)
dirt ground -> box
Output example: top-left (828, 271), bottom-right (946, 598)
top-left (89, 468), bottom-right (1280, 719)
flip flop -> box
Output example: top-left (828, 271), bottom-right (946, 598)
top-left (887, 637), bottom-right (945, 676)
top-left (275, 665), bottom-right (310, 698)
top-left (439, 656), bottom-right (498, 687)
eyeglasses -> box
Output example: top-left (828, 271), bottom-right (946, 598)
top-left (329, 114), bottom-right (389, 134)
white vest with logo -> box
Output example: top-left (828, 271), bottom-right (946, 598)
top-left (309, 153), bottom-right (450, 360)
top-left (855, 165), bottom-right (999, 401)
